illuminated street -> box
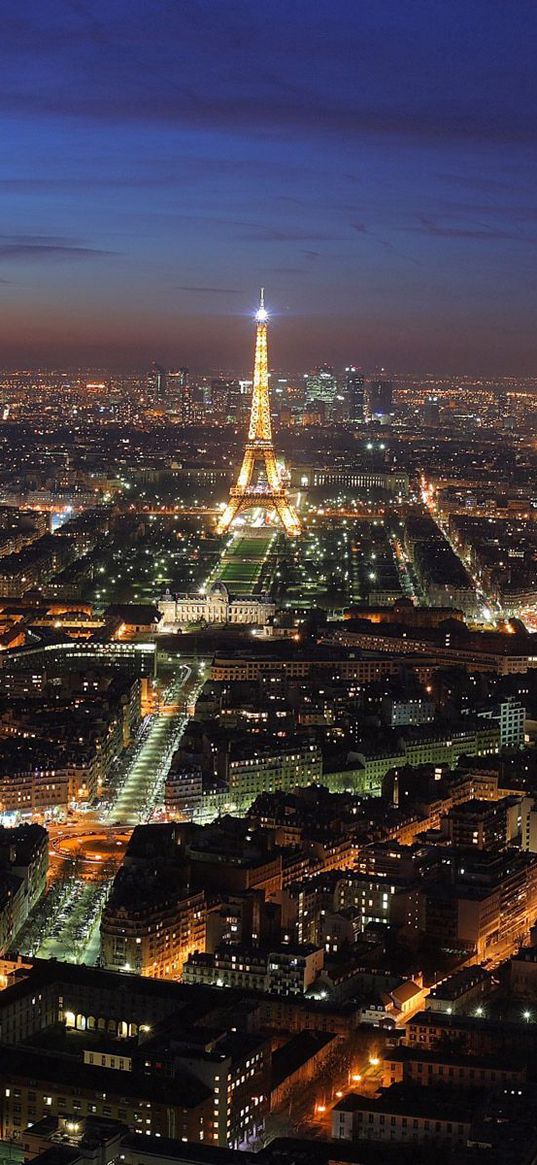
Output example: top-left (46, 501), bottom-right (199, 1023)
top-left (14, 665), bottom-right (190, 965)
top-left (104, 709), bottom-right (187, 826)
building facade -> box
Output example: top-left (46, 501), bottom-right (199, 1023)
top-left (159, 583), bottom-right (275, 629)
top-left (100, 884), bottom-right (206, 978)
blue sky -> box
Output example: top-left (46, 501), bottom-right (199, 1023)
top-left (1, 0), bottom-right (537, 372)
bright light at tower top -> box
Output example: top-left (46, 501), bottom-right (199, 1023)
top-left (255, 287), bottom-right (268, 323)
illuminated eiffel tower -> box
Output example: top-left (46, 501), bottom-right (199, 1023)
top-left (216, 291), bottom-right (301, 537)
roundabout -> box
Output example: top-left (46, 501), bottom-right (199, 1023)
top-left (49, 826), bottom-right (131, 872)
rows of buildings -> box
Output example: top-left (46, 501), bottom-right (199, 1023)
top-left (101, 758), bottom-right (537, 989)
top-left (0, 642), bottom-right (149, 817)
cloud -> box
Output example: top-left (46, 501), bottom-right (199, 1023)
top-left (241, 226), bottom-right (335, 242)
top-left (0, 235), bottom-right (118, 261)
top-left (1, 72), bottom-right (533, 150)
top-left (0, 234), bottom-right (78, 245)
top-left (174, 286), bottom-right (242, 294)
top-left (2, 0), bottom-right (536, 251)
top-left (2, 1), bottom-right (537, 150)
top-left (0, 176), bottom-right (179, 192)
top-left (0, 156), bottom-right (297, 194)
top-left (411, 217), bottom-right (534, 243)
top-left (438, 198), bottom-right (537, 226)
top-left (436, 173), bottom-right (521, 195)
top-left (142, 213), bottom-right (339, 245)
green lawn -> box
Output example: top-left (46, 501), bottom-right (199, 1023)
top-left (231, 536), bottom-right (271, 559)
top-left (215, 533), bottom-right (274, 593)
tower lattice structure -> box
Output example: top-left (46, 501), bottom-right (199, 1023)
top-left (216, 291), bottom-right (301, 537)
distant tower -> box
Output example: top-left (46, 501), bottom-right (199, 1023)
top-left (367, 379), bottom-right (393, 422)
top-left (345, 366), bottom-right (365, 423)
top-left (304, 364), bottom-right (337, 413)
top-left (216, 291), bottom-right (301, 537)
top-left (167, 368), bottom-right (191, 421)
top-left (149, 362), bottom-right (167, 407)
top-left (423, 394), bottom-right (440, 427)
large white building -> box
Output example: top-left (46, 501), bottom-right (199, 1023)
top-left (158, 582), bottom-right (275, 629)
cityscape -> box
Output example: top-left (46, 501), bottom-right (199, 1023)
top-left (1, 3), bottom-right (537, 1165)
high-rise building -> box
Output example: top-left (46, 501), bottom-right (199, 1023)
top-left (367, 379), bottom-right (394, 422)
top-left (227, 377), bottom-right (241, 421)
top-left (496, 386), bottom-right (510, 426)
top-left (210, 377), bottom-right (241, 422)
top-left (423, 394), bottom-right (440, 427)
top-left (304, 364), bottom-right (338, 413)
top-left (188, 377), bottom-right (210, 421)
top-left (273, 377), bottom-right (290, 414)
top-left (345, 366), bottom-right (365, 423)
top-left (148, 362), bottom-right (167, 407)
top-left (167, 367), bottom-right (191, 422)
top-left (210, 377), bottom-right (228, 418)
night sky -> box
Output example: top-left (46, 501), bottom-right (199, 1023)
top-left (2, 0), bottom-right (537, 374)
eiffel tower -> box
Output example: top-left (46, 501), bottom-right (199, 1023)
top-left (216, 291), bottom-right (301, 537)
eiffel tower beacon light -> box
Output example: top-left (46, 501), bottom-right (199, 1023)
top-left (216, 291), bottom-right (301, 537)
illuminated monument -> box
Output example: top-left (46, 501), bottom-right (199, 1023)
top-left (216, 291), bottom-right (301, 537)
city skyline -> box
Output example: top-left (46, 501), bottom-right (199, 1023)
top-left (2, 6), bottom-right (537, 1161)
top-left (2, 1), bottom-right (537, 372)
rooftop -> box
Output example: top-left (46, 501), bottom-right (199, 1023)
top-left (271, 1031), bottom-right (336, 1089)
top-left (332, 1082), bottom-right (477, 1121)
top-left (5, 1044), bottom-right (212, 1109)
